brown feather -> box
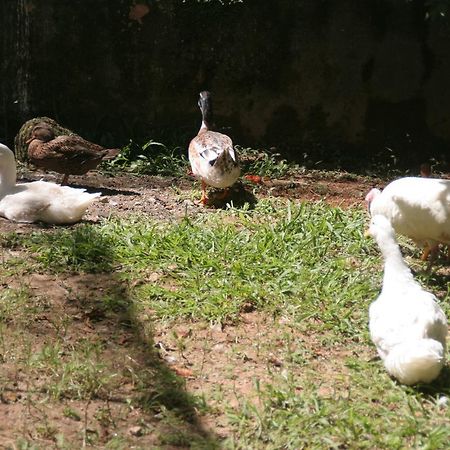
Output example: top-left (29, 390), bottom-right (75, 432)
top-left (27, 123), bottom-right (119, 178)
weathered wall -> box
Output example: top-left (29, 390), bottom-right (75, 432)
top-left (1, 0), bottom-right (449, 167)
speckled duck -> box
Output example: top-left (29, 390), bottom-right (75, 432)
top-left (188, 91), bottom-right (240, 205)
top-left (26, 121), bottom-right (120, 185)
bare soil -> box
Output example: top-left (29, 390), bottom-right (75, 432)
top-left (0, 168), bottom-right (377, 448)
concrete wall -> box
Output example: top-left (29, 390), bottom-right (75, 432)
top-left (1, 0), bottom-right (449, 168)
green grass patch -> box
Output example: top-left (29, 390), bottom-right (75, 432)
top-left (238, 146), bottom-right (300, 178)
top-left (5, 201), bottom-right (376, 330)
top-left (101, 139), bottom-right (189, 177)
top-left (101, 139), bottom-right (301, 179)
top-left (2, 225), bottom-right (116, 272)
top-left (1, 197), bottom-right (450, 447)
top-left (30, 340), bottom-right (115, 400)
top-left (226, 363), bottom-right (450, 449)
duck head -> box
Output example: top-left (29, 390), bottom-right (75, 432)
top-left (26, 123), bottom-right (56, 144)
top-left (198, 91), bottom-right (214, 130)
top-left (365, 188), bottom-right (381, 212)
top-left (366, 214), bottom-right (395, 241)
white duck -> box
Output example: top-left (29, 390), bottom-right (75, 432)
top-left (367, 214), bottom-right (447, 385)
top-left (366, 177), bottom-right (450, 262)
top-left (0, 143), bottom-right (100, 224)
top-left (188, 91), bottom-right (240, 205)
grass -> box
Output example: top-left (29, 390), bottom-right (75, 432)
top-left (101, 139), bottom-right (301, 180)
top-left (1, 194), bottom-right (450, 447)
top-left (101, 139), bottom-right (190, 177)
top-left (225, 356), bottom-right (450, 449)
top-left (4, 201), bottom-right (374, 328)
top-left (238, 146), bottom-right (299, 178)
top-left (98, 135), bottom-right (450, 185)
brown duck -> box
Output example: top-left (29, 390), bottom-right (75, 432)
top-left (27, 122), bottom-right (120, 185)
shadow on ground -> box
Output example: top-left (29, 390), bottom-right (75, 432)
top-left (206, 181), bottom-right (258, 210)
top-left (0, 224), bottom-right (220, 448)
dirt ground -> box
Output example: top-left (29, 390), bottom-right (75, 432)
top-left (0, 167), bottom-right (379, 448)
top-left (25, 166), bottom-right (377, 216)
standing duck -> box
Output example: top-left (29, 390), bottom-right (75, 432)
top-left (0, 143), bottom-right (100, 224)
top-left (418, 163), bottom-right (450, 263)
top-left (365, 177), bottom-right (450, 266)
top-left (27, 122), bottom-right (120, 185)
top-left (188, 91), bottom-right (240, 205)
top-left (366, 214), bottom-right (447, 385)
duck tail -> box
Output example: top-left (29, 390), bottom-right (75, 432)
top-left (76, 191), bottom-right (101, 208)
top-left (215, 146), bottom-right (237, 164)
top-left (384, 339), bottom-right (445, 385)
top-left (47, 190), bottom-right (101, 224)
top-left (64, 192), bottom-right (101, 224)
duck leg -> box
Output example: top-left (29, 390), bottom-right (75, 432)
top-left (200, 180), bottom-right (209, 205)
top-left (424, 244), bottom-right (440, 273)
top-left (61, 174), bottom-right (70, 186)
top-left (421, 246), bottom-right (431, 262)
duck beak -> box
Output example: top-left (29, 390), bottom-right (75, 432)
top-left (25, 137), bottom-right (34, 144)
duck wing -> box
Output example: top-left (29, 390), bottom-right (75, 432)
top-left (28, 135), bottom-right (119, 176)
top-left (0, 182), bottom-right (100, 224)
top-left (190, 131), bottom-right (233, 163)
top-left (48, 135), bottom-right (108, 158)
top-left (0, 187), bottom-right (51, 223)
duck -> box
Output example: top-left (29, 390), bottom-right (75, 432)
top-left (14, 116), bottom-right (75, 163)
top-left (365, 177), bottom-right (450, 265)
top-left (366, 214), bottom-right (447, 385)
top-left (418, 163), bottom-right (450, 262)
top-left (27, 122), bottom-right (120, 185)
top-left (0, 143), bottom-right (100, 224)
top-left (188, 91), bottom-right (240, 205)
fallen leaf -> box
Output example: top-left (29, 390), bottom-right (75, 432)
top-left (244, 174), bottom-right (263, 184)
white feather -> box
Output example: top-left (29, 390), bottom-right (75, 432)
top-left (189, 137), bottom-right (240, 189)
top-left (367, 177), bottom-right (450, 249)
top-left (367, 215), bottom-right (447, 385)
top-left (0, 143), bottom-right (100, 224)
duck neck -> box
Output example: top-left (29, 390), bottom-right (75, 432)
top-left (199, 120), bottom-right (210, 133)
top-left (199, 98), bottom-right (214, 132)
top-left (377, 232), bottom-right (415, 290)
top-left (0, 145), bottom-right (17, 194)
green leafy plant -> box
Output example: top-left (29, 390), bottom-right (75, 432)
top-left (102, 139), bottom-right (189, 177)
top-left (239, 146), bottom-right (299, 179)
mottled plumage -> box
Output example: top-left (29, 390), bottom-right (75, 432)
top-left (27, 122), bottom-right (119, 185)
top-left (14, 116), bottom-right (74, 163)
top-left (188, 91), bottom-right (240, 204)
